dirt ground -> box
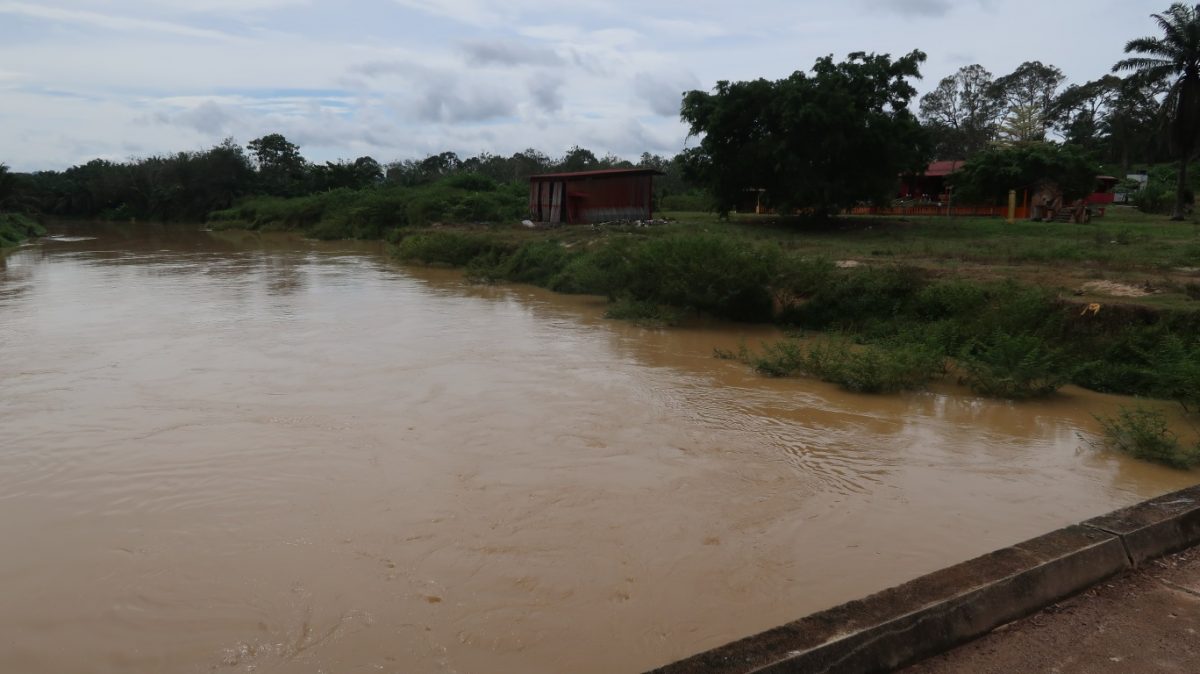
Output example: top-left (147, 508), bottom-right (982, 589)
top-left (901, 545), bottom-right (1200, 674)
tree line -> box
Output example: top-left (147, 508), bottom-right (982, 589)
top-left (2, 3), bottom-right (1196, 224)
top-left (0, 136), bottom-right (694, 223)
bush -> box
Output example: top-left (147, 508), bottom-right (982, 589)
top-left (793, 265), bottom-right (926, 330)
top-left (603, 298), bottom-right (684, 326)
top-left (749, 339), bottom-right (807, 377)
top-left (660, 192), bottom-right (713, 212)
top-left (395, 231), bottom-right (512, 266)
top-left (804, 337), bottom-right (945, 393)
top-left (621, 233), bottom-right (780, 322)
top-left (959, 332), bottom-right (1071, 399)
top-left (497, 240), bottom-right (576, 285)
top-left (1094, 407), bottom-right (1200, 469)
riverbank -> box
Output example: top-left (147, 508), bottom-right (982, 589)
top-left (383, 212), bottom-right (1200, 409)
top-left (0, 213), bottom-right (46, 247)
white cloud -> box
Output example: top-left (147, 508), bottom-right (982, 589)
top-left (0, 0), bottom-right (1171, 170)
top-left (0, 1), bottom-right (237, 40)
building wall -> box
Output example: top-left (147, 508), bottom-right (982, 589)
top-left (529, 174), bottom-right (654, 223)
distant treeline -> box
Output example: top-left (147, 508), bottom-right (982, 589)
top-left (0, 5), bottom-right (1190, 225)
top-left (0, 136), bottom-right (700, 224)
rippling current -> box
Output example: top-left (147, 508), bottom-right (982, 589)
top-left (0, 222), bottom-right (1195, 673)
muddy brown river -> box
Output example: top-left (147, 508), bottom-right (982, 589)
top-left (1, 222), bottom-right (1195, 673)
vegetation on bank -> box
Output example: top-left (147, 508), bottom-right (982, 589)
top-left (208, 174), bottom-right (527, 239)
top-left (0, 213), bottom-right (46, 247)
top-left (388, 213), bottom-right (1200, 408)
top-left (1093, 407), bottom-right (1200, 469)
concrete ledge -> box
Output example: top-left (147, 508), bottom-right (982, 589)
top-left (649, 526), bottom-right (1126, 674)
top-left (649, 485), bottom-right (1200, 674)
top-left (1084, 485), bottom-right (1200, 567)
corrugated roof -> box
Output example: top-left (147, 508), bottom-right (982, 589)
top-left (529, 168), bottom-right (665, 181)
top-left (923, 160), bottom-right (965, 177)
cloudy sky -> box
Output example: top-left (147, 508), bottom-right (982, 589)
top-left (0, 0), bottom-right (1162, 170)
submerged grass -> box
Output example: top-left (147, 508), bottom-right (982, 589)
top-left (1093, 407), bottom-right (1200, 470)
top-left (739, 335), bottom-right (946, 394)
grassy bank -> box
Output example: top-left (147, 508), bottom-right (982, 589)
top-left (0, 213), bottom-right (47, 247)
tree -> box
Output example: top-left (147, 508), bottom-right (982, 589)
top-left (681, 51), bottom-right (931, 217)
top-left (951, 143), bottom-right (1099, 206)
top-left (919, 65), bottom-right (1003, 158)
top-left (559, 146), bottom-right (599, 172)
top-left (0, 164), bottom-right (15, 208)
top-left (990, 61), bottom-right (1066, 142)
top-left (1115, 3), bottom-right (1200, 220)
top-left (996, 104), bottom-right (1047, 145)
top-left (1049, 76), bottom-right (1122, 150)
top-left (247, 133), bottom-right (307, 197)
top-left (1106, 75), bottom-right (1168, 170)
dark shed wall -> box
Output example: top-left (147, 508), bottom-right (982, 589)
top-left (567, 175), bottom-right (653, 223)
top-left (529, 173), bottom-right (655, 224)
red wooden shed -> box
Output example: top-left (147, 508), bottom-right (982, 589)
top-left (529, 168), bottom-right (663, 224)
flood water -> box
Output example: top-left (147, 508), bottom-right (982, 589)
top-left (1, 222), bottom-right (1196, 673)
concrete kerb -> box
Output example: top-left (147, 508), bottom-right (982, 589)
top-left (648, 485), bottom-right (1200, 674)
top-left (1084, 486), bottom-right (1200, 567)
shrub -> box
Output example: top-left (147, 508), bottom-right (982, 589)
top-left (660, 192), bottom-right (713, 212)
top-left (604, 298), bottom-right (684, 326)
top-left (749, 339), bottom-right (807, 377)
top-left (497, 240), bottom-right (576, 285)
top-left (622, 233), bottom-right (780, 322)
top-left (1094, 407), bottom-right (1200, 469)
top-left (395, 231), bottom-right (511, 266)
top-left (741, 335), bottom-right (945, 392)
top-left (794, 265), bottom-right (926, 330)
top-left (959, 332), bottom-right (1071, 399)
top-left (804, 337), bottom-right (945, 393)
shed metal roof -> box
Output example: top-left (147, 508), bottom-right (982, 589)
top-left (529, 168), bottom-right (665, 182)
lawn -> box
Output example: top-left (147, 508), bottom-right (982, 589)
top-left (652, 207), bottom-right (1200, 310)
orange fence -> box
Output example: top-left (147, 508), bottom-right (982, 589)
top-left (845, 205), bottom-right (1030, 218)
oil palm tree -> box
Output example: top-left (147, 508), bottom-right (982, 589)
top-left (1115, 3), bottom-right (1200, 220)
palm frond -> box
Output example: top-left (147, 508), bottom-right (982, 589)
top-left (1114, 56), bottom-right (1175, 74)
top-left (1124, 36), bottom-right (1177, 59)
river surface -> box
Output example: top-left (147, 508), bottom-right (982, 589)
top-left (1, 222), bottom-right (1196, 673)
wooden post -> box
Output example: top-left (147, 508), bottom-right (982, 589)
top-left (1007, 190), bottom-right (1017, 223)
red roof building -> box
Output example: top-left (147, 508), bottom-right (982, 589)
top-left (529, 168), bottom-right (663, 224)
top-left (899, 160), bottom-right (965, 202)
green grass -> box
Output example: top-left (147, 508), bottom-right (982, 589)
top-left (0, 213), bottom-right (47, 247)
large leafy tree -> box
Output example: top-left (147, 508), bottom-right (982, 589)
top-left (919, 64), bottom-right (1003, 159)
top-left (1049, 76), bottom-right (1122, 150)
top-left (680, 51), bottom-right (931, 217)
top-left (247, 133), bottom-right (308, 197)
top-left (989, 61), bottom-right (1066, 143)
top-left (1116, 3), bottom-right (1200, 220)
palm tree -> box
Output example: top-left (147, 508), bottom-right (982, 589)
top-left (1116, 4), bottom-right (1200, 220)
